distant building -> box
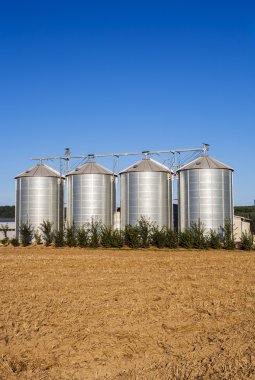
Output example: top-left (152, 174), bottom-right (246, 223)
top-left (233, 215), bottom-right (253, 242)
top-left (0, 219), bottom-right (16, 240)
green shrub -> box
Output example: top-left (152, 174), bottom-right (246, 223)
top-left (10, 238), bottom-right (19, 247)
top-left (40, 221), bottom-right (54, 246)
top-left (190, 221), bottom-right (209, 249)
top-left (165, 229), bottom-right (178, 249)
top-left (151, 227), bottom-right (166, 248)
top-left (223, 220), bottom-right (235, 250)
top-left (34, 230), bottom-right (42, 245)
top-left (179, 230), bottom-right (193, 249)
top-left (1, 237), bottom-right (9, 246)
top-left (96, 225), bottom-right (124, 249)
top-left (19, 223), bottom-right (33, 246)
top-left (124, 224), bottom-right (140, 249)
top-left (208, 230), bottom-right (222, 249)
top-left (89, 219), bottom-right (101, 248)
top-left (76, 227), bottom-right (89, 248)
top-left (240, 232), bottom-right (254, 251)
top-left (111, 229), bottom-right (124, 248)
top-left (54, 230), bottom-right (65, 247)
top-left (65, 224), bottom-right (77, 247)
top-left (101, 225), bottom-right (114, 248)
top-left (137, 217), bottom-right (153, 248)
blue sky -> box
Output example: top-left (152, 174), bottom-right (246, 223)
top-left (0, 0), bottom-right (254, 205)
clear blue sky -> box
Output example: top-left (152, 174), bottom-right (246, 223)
top-left (0, 0), bottom-right (254, 205)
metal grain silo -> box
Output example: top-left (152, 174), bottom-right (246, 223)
top-left (120, 158), bottom-right (172, 229)
top-left (177, 155), bottom-right (234, 233)
top-left (15, 164), bottom-right (64, 239)
top-left (66, 162), bottom-right (116, 227)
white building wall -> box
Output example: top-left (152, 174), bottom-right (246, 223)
top-left (0, 222), bottom-right (16, 240)
top-left (114, 211), bottom-right (121, 230)
top-left (233, 216), bottom-right (251, 242)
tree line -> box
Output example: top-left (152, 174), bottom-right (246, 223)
top-left (0, 206), bottom-right (15, 218)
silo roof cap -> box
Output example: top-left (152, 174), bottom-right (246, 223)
top-left (176, 155), bottom-right (234, 172)
top-left (120, 158), bottom-right (172, 174)
top-left (66, 162), bottom-right (116, 176)
top-left (15, 164), bottom-right (64, 179)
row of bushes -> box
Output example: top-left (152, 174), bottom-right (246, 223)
top-left (1, 218), bottom-right (254, 251)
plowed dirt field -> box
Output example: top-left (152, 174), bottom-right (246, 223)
top-left (0, 247), bottom-right (255, 379)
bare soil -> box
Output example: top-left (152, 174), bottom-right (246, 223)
top-left (0, 246), bottom-right (255, 379)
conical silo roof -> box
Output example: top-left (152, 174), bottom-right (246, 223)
top-left (177, 155), bottom-right (234, 172)
top-left (15, 164), bottom-right (64, 179)
top-left (66, 162), bottom-right (116, 176)
top-left (120, 158), bottom-right (171, 174)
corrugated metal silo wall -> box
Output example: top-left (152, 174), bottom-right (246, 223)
top-left (67, 174), bottom-right (116, 227)
top-left (16, 177), bottom-right (64, 239)
top-left (178, 168), bottom-right (233, 233)
top-left (120, 171), bottom-right (172, 229)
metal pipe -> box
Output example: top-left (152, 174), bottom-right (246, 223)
top-left (31, 144), bottom-right (209, 162)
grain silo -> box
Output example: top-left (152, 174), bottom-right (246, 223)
top-left (120, 158), bottom-right (172, 229)
top-left (177, 155), bottom-right (233, 233)
top-left (15, 164), bottom-right (64, 239)
top-left (66, 162), bottom-right (117, 227)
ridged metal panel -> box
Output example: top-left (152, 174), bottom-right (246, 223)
top-left (67, 174), bottom-right (116, 227)
top-left (178, 168), bottom-right (233, 233)
top-left (178, 155), bottom-right (233, 170)
top-left (120, 171), bottom-right (172, 228)
top-left (16, 176), bottom-right (64, 238)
